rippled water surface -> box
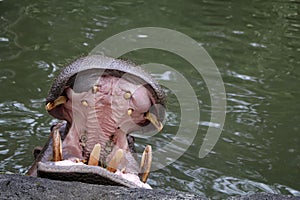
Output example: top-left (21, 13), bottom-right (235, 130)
top-left (1, 0), bottom-right (299, 199)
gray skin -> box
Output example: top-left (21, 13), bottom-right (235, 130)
top-left (27, 55), bottom-right (166, 187)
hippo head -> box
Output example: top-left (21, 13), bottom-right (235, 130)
top-left (27, 55), bottom-right (166, 188)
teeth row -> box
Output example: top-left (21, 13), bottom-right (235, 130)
top-left (52, 130), bottom-right (152, 183)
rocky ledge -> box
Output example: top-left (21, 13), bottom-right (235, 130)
top-left (0, 174), bottom-right (203, 200)
top-left (0, 174), bottom-right (299, 200)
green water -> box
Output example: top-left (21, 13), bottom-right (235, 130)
top-left (0, 0), bottom-right (299, 199)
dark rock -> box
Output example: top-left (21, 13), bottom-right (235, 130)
top-left (0, 174), bottom-right (204, 200)
top-left (1, 174), bottom-right (298, 200)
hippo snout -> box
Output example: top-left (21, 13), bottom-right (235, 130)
top-left (27, 55), bottom-right (166, 188)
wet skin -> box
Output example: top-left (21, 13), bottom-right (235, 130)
top-left (27, 55), bottom-right (166, 187)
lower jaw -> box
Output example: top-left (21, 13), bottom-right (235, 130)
top-left (37, 161), bottom-right (152, 189)
top-left (50, 129), bottom-right (153, 189)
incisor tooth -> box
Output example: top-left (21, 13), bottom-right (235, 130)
top-left (139, 145), bottom-right (152, 183)
top-left (52, 129), bottom-right (62, 162)
top-left (107, 149), bottom-right (123, 173)
top-left (88, 144), bottom-right (101, 166)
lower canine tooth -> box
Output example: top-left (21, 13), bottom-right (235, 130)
top-left (52, 129), bottom-right (62, 162)
top-left (88, 144), bottom-right (101, 166)
top-left (139, 145), bottom-right (152, 183)
top-left (107, 149), bottom-right (123, 173)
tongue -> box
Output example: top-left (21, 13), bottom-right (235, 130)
top-left (115, 170), bottom-right (152, 189)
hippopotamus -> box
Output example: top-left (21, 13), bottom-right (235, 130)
top-left (26, 55), bottom-right (166, 189)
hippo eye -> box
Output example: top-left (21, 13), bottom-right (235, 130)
top-left (123, 91), bottom-right (132, 100)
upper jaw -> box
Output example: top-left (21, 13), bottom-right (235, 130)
top-left (49, 75), bottom-right (162, 163)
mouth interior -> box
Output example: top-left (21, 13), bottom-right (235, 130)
top-left (47, 74), bottom-right (158, 188)
top-left (49, 127), bottom-right (152, 189)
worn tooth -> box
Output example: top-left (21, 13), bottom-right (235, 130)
top-left (46, 96), bottom-right (67, 111)
top-left (139, 145), bottom-right (152, 183)
top-left (81, 100), bottom-right (89, 107)
top-left (107, 149), bottom-right (123, 173)
top-left (52, 129), bottom-right (62, 162)
top-left (123, 91), bottom-right (132, 100)
top-left (92, 85), bottom-right (100, 94)
top-left (121, 167), bottom-right (126, 173)
top-left (88, 144), bottom-right (101, 166)
top-left (128, 108), bottom-right (133, 116)
top-left (145, 112), bottom-right (163, 131)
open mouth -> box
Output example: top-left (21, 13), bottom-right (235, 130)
top-left (37, 122), bottom-right (153, 189)
top-left (27, 55), bottom-right (166, 189)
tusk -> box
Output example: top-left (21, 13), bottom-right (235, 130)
top-left (107, 149), bottom-right (123, 173)
top-left (52, 129), bottom-right (62, 162)
top-left (128, 108), bottom-right (133, 116)
top-left (145, 112), bottom-right (163, 131)
top-left (139, 145), bottom-right (152, 183)
top-left (88, 144), bottom-right (101, 166)
top-left (46, 96), bottom-right (67, 111)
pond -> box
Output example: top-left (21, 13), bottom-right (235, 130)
top-left (0, 0), bottom-right (299, 199)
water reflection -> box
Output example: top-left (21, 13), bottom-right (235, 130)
top-left (213, 176), bottom-right (300, 196)
top-left (0, 0), bottom-right (299, 198)
top-left (0, 69), bottom-right (16, 82)
top-left (0, 100), bottom-right (49, 173)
